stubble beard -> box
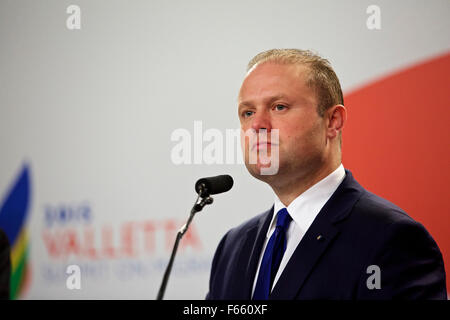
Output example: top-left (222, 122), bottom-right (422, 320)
top-left (245, 141), bottom-right (327, 194)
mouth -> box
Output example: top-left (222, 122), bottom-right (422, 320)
top-left (251, 142), bottom-right (277, 151)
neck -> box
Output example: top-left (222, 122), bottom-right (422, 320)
top-left (272, 161), bottom-right (341, 207)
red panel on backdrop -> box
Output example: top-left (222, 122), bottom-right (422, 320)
top-left (342, 52), bottom-right (450, 293)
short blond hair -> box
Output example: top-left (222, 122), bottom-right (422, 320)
top-left (247, 49), bottom-right (344, 117)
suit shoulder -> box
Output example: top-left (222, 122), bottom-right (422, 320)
top-left (342, 188), bottom-right (442, 256)
top-left (352, 189), bottom-right (415, 226)
top-left (346, 188), bottom-right (441, 247)
top-left (225, 208), bottom-right (272, 239)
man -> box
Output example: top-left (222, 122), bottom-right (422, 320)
top-left (206, 49), bottom-right (447, 299)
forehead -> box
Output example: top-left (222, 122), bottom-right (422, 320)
top-left (238, 62), bottom-right (313, 104)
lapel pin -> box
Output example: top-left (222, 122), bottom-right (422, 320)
top-left (317, 234), bottom-right (324, 241)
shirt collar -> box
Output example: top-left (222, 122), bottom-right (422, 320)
top-left (268, 164), bottom-right (346, 238)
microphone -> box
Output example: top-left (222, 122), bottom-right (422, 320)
top-left (195, 175), bottom-right (234, 197)
top-left (156, 174), bottom-right (233, 300)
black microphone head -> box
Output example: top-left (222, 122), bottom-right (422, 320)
top-left (195, 175), bottom-right (234, 196)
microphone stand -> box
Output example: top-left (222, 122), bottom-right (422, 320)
top-left (156, 186), bottom-right (213, 300)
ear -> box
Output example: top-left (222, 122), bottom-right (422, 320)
top-left (326, 105), bottom-right (347, 140)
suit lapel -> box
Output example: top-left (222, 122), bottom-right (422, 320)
top-left (239, 207), bottom-right (274, 299)
top-left (269, 169), bottom-right (365, 299)
top-left (269, 217), bottom-right (340, 299)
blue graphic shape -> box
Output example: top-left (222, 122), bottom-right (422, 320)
top-left (0, 164), bottom-right (31, 244)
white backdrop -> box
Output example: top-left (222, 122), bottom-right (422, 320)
top-left (0, 0), bottom-right (449, 299)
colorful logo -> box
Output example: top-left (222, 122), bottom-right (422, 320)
top-left (0, 164), bottom-right (31, 299)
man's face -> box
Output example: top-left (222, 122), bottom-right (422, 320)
top-left (238, 62), bottom-right (328, 184)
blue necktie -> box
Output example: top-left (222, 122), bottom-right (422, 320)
top-left (253, 208), bottom-right (292, 300)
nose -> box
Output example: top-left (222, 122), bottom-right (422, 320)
top-left (251, 109), bottom-right (272, 132)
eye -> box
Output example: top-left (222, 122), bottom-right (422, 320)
top-left (274, 104), bottom-right (287, 111)
top-left (242, 110), bottom-right (254, 118)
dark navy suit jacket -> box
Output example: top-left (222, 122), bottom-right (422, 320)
top-left (206, 170), bottom-right (447, 299)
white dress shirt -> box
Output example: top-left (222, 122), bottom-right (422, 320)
top-left (252, 164), bottom-right (346, 295)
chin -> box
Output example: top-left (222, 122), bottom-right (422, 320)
top-left (245, 162), bottom-right (281, 181)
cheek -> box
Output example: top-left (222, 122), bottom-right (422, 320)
top-left (280, 120), bottom-right (324, 148)
top-left (280, 123), bottom-right (307, 142)
top-left (303, 121), bottom-right (327, 149)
